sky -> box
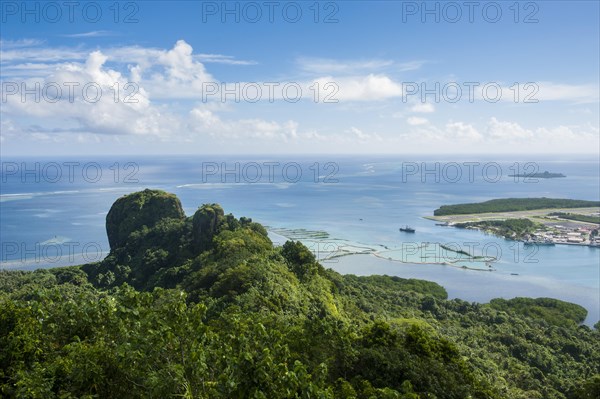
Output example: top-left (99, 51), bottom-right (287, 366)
top-left (1, 0), bottom-right (599, 155)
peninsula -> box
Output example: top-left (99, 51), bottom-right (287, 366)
top-left (430, 198), bottom-right (600, 245)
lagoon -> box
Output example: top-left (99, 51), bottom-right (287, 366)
top-left (2, 155), bottom-right (599, 324)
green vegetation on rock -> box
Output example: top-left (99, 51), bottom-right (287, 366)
top-left (1, 190), bottom-right (599, 399)
top-left (106, 189), bottom-right (185, 249)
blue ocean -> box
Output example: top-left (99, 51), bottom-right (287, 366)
top-left (1, 155), bottom-right (599, 325)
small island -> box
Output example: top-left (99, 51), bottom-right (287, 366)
top-left (508, 171), bottom-right (566, 178)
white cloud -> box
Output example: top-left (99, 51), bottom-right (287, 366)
top-left (485, 117), bottom-right (533, 140)
top-left (189, 106), bottom-right (298, 141)
top-left (487, 82), bottom-right (599, 104)
top-left (0, 118), bottom-right (17, 143)
top-left (2, 49), bottom-right (176, 138)
top-left (397, 61), bottom-right (426, 72)
top-left (2, 38), bottom-right (597, 154)
top-left (410, 103), bottom-right (435, 113)
top-left (445, 121), bottom-right (481, 140)
top-left (348, 126), bottom-right (382, 141)
top-left (0, 47), bottom-right (88, 62)
top-left (397, 117), bottom-right (596, 152)
top-left (0, 39), bottom-right (45, 48)
top-left (61, 31), bottom-right (114, 38)
top-left (196, 53), bottom-right (257, 65)
top-left (0, 62), bottom-right (65, 77)
top-left (297, 57), bottom-right (394, 74)
top-left (407, 116), bottom-right (429, 126)
top-left (1, 40), bottom-right (299, 143)
top-left (107, 41), bottom-right (216, 99)
top-left (535, 82), bottom-right (599, 103)
top-left (312, 74), bottom-right (403, 101)
top-left (297, 57), bottom-right (425, 75)
top-left (159, 41), bottom-right (206, 80)
top-left (535, 124), bottom-right (598, 141)
top-left (1, 41), bottom-right (253, 84)
top-left (392, 101), bottom-right (435, 118)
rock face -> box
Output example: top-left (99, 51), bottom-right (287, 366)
top-left (89, 190), bottom-right (271, 290)
top-left (192, 203), bottom-right (225, 251)
top-left (106, 189), bottom-right (185, 249)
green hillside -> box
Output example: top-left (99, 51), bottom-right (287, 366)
top-left (1, 190), bottom-right (598, 398)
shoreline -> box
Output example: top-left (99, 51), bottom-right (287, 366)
top-left (330, 253), bottom-right (599, 327)
top-left (269, 229), bottom-right (498, 271)
top-left (2, 226), bottom-right (598, 327)
top-left (371, 251), bottom-right (496, 272)
top-left (426, 206), bottom-right (600, 247)
top-left (267, 223), bottom-right (599, 326)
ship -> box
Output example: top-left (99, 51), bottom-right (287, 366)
top-left (399, 225), bottom-right (415, 233)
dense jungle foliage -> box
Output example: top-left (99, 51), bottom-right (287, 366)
top-left (1, 190), bottom-right (599, 398)
top-left (454, 219), bottom-right (538, 239)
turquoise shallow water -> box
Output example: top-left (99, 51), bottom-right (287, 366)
top-left (1, 155), bottom-right (599, 324)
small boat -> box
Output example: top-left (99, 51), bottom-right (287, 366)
top-left (524, 240), bottom-right (555, 246)
top-left (399, 225), bottom-right (415, 233)
top-left (435, 222), bottom-right (450, 226)
top-left (510, 273), bottom-right (519, 276)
